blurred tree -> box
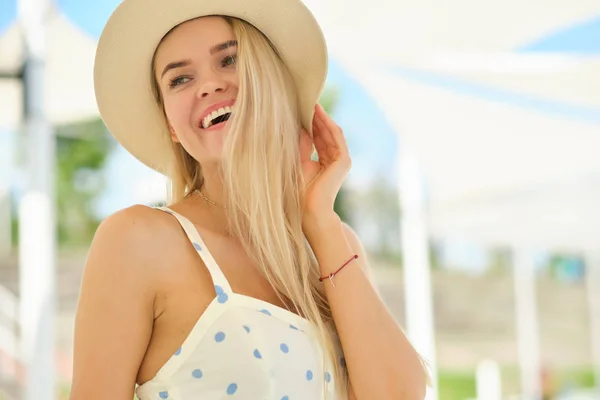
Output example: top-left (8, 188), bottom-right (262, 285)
top-left (10, 120), bottom-right (113, 249)
top-left (353, 176), bottom-right (402, 261)
top-left (370, 177), bottom-right (401, 257)
top-left (319, 86), bottom-right (351, 222)
top-left (54, 119), bottom-right (113, 247)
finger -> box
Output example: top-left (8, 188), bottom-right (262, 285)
top-left (313, 114), bottom-right (342, 163)
top-left (313, 117), bottom-right (345, 163)
top-left (313, 113), bottom-right (336, 149)
top-left (313, 134), bottom-right (331, 164)
top-left (314, 119), bottom-right (345, 164)
top-left (315, 104), bottom-right (348, 153)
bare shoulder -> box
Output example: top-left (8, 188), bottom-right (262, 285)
top-left (70, 205), bottom-right (181, 399)
top-left (92, 204), bottom-right (185, 265)
top-left (95, 204), bottom-right (177, 247)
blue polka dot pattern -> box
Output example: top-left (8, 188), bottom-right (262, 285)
top-left (192, 369), bottom-right (203, 379)
top-left (150, 207), bottom-right (340, 399)
top-left (215, 285), bottom-right (229, 304)
top-left (227, 383), bottom-right (238, 395)
top-left (215, 332), bottom-right (226, 342)
top-left (306, 370), bottom-right (313, 381)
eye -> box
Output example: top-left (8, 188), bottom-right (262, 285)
top-left (169, 75), bottom-right (192, 88)
top-left (221, 54), bottom-right (237, 68)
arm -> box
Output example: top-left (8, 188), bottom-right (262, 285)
top-left (304, 215), bottom-right (428, 400)
top-left (70, 206), bottom-right (162, 399)
top-left (301, 104), bottom-right (428, 399)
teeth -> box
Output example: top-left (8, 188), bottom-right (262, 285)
top-left (202, 105), bottom-right (234, 129)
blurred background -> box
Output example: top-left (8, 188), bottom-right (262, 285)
top-left (1, 0), bottom-right (599, 399)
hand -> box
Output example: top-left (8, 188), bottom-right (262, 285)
top-left (299, 104), bottom-right (351, 219)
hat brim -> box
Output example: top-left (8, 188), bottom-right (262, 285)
top-left (94, 0), bottom-right (328, 174)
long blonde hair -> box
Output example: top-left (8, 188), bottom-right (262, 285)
top-left (154, 16), bottom-right (348, 399)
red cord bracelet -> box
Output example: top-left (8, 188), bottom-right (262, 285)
top-left (319, 254), bottom-right (359, 287)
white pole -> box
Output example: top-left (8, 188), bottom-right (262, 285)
top-left (584, 252), bottom-right (600, 393)
top-left (17, 0), bottom-right (57, 399)
top-left (476, 359), bottom-right (502, 400)
top-left (398, 143), bottom-right (438, 400)
top-left (513, 248), bottom-right (541, 400)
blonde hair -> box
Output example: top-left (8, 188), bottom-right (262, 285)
top-left (153, 16), bottom-right (348, 399)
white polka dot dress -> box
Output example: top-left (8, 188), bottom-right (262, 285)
top-left (135, 207), bottom-right (342, 400)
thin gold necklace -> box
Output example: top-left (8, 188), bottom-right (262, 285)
top-left (197, 190), bottom-right (231, 237)
top-left (198, 190), bottom-right (226, 209)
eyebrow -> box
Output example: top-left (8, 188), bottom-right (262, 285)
top-left (160, 40), bottom-right (238, 79)
top-left (210, 40), bottom-right (238, 55)
top-left (160, 60), bottom-right (192, 79)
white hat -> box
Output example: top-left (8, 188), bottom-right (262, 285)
top-left (94, 0), bottom-right (328, 173)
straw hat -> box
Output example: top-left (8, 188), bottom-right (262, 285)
top-left (94, 0), bottom-right (327, 173)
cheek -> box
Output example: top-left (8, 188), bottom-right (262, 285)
top-left (163, 94), bottom-right (194, 132)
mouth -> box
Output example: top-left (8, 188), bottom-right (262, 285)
top-left (200, 105), bottom-right (233, 130)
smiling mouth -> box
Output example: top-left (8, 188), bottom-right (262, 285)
top-left (201, 105), bottom-right (233, 129)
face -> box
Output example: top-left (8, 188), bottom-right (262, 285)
top-left (154, 17), bottom-right (238, 166)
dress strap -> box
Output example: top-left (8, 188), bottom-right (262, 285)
top-left (155, 206), bottom-right (232, 293)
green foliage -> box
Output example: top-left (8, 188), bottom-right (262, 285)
top-left (10, 119), bottom-right (113, 248)
top-left (438, 369), bottom-right (477, 400)
top-left (436, 365), bottom-right (597, 400)
top-left (555, 366), bottom-right (595, 389)
top-left (54, 119), bottom-right (113, 247)
top-left (319, 86), bottom-right (339, 115)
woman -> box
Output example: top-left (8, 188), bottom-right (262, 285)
top-left (71, 0), bottom-right (429, 399)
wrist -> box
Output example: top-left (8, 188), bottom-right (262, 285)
top-left (302, 212), bottom-right (341, 235)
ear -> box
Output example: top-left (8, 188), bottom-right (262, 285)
top-left (167, 120), bottom-right (180, 143)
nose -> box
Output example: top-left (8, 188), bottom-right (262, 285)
top-left (196, 72), bottom-right (227, 99)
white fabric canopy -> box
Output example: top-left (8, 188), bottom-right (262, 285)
top-left (312, 0), bottom-right (600, 59)
top-left (304, 0), bottom-right (600, 250)
top-left (343, 59), bottom-right (600, 250)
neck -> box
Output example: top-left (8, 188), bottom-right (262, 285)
top-left (195, 169), bottom-right (231, 237)
top-left (200, 167), bottom-right (227, 208)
